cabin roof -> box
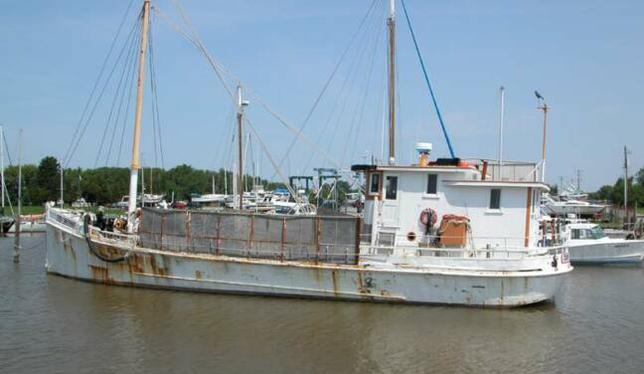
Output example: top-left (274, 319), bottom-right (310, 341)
top-left (443, 180), bottom-right (550, 190)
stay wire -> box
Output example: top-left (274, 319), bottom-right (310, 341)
top-left (272, 0), bottom-right (380, 174)
top-left (349, 14), bottom-right (386, 163)
top-left (63, 0), bottom-right (137, 166)
top-left (94, 21), bottom-right (140, 168)
top-left (400, 0), bottom-right (456, 158)
top-left (105, 27), bottom-right (139, 167)
top-left (65, 10), bottom-right (142, 168)
top-left (306, 1), bottom-right (384, 171)
top-left (115, 40), bottom-right (139, 167)
top-left (302, 3), bottom-right (382, 172)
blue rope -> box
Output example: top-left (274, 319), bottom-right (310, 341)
top-left (400, 0), bottom-right (456, 158)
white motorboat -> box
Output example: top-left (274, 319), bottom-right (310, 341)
top-left (562, 222), bottom-right (644, 264)
top-left (541, 194), bottom-right (607, 217)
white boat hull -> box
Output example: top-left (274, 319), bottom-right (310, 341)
top-left (567, 240), bottom-right (644, 265)
top-left (9, 220), bottom-right (46, 233)
top-left (45, 218), bottom-right (571, 308)
top-left (543, 204), bottom-right (605, 217)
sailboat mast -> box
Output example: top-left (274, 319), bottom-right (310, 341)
top-left (236, 85), bottom-right (245, 210)
top-left (387, 0), bottom-right (396, 165)
top-left (127, 0), bottom-right (151, 230)
top-left (0, 126), bottom-right (4, 209)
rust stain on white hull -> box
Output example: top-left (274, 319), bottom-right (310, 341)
top-left (46, 221), bottom-right (570, 308)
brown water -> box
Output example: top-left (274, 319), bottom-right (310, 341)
top-left (1, 236), bottom-right (644, 374)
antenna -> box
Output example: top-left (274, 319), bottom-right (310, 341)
top-left (535, 91), bottom-right (549, 182)
top-left (497, 86), bottom-right (505, 180)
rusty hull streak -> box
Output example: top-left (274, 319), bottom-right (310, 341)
top-left (89, 265), bottom-right (110, 284)
top-left (330, 270), bottom-right (339, 296)
top-left (60, 232), bottom-right (76, 262)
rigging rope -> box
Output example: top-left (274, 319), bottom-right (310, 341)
top-left (94, 22), bottom-right (140, 168)
top-left (302, 1), bottom-right (384, 172)
top-left (400, 0), bottom-right (456, 158)
top-left (3, 134), bottom-right (13, 166)
top-left (105, 28), bottom-right (139, 167)
top-left (148, 14), bottom-right (166, 169)
top-left (273, 0), bottom-right (380, 173)
top-left (156, 1), bottom-right (364, 192)
top-left (115, 44), bottom-right (138, 166)
top-left (244, 119), bottom-right (303, 205)
top-left (63, 0), bottom-right (137, 167)
top-left (156, 2), bottom-right (351, 179)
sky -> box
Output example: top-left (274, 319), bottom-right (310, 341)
top-left (0, 0), bottom-right (643, 191)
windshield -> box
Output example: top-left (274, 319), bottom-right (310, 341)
top-left (590, 226), bottom-right (605, 239)
top-left (571, 226), bottom-right (605, 240)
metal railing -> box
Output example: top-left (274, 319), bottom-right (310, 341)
top-left (463, 159), bottom-right (543, 182)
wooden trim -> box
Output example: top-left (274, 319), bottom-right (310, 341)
top-left (524, 187), bottom-right (532, 247)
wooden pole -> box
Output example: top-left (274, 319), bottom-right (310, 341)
top-left (127, 0), bottom-right (151, 230)
top-left (13, 129), bottom-right (22, 263)
top-left (387, 0), bottom-right (396, 165)
top-left (237, 86), bottom-right (244, 210)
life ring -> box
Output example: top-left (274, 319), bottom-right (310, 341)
top-left (113, 218), bottom-right (127, 231)
top-left (420, 208), bottom-right (437, 228)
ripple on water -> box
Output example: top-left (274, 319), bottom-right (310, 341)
top-left (1, 238), bottom-right (643, 373)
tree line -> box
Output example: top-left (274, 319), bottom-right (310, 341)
top-left (589, 166), bottom-right (644, 208)
top-left (2, 156), bottom-right (284, 206)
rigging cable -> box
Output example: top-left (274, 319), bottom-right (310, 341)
top-left (244, 118), bottom-right (303, 205)
top-left (104, 26), bottom-right (139, 167)
top-left (302, 1), bottom-right (384, 172)
top-left (155, 3), bottom-right (346, 173)
top-left (157, 1), bottom-right (358, 185)
top-left (115, 41), bottom-right (139, 166)
top-left (64, 10), bottom-right (142, 168)
top-left (347, 5), bottom-right (387, 163)
top-left (2, 134), bottom-right (13, 166)
top-left (400, 0), bottom-right (455, 158)
top-left (272, 0), bottom-right (380, 173)
top-left (63, 0), bottom-right (137, 167)
top-left (94, 21), bottom-right (141, 167)
top-left (148, 13), bottom-right (166, 169)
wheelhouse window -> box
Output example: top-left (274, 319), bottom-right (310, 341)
top-left (385, 176), bottom-right (398, 200)
top-left (369, 173), bottom-right (380, 194)
top-left (426, 174), bottom-right (438, 194)
top-left (489, 189), bottom-right (501, 210)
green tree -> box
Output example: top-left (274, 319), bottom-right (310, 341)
top-left (34, 156), bottom-right (61, 203)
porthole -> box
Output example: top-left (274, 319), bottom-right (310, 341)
top-left (407, 231), bottom-right (417, 242)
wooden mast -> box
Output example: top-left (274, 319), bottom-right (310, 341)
top-left (236, 85), bottom-right (248, 210)
top-left (127, 0), bottom-right (151, 230)
top-left (387, 0), bottom-right (396, 165)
